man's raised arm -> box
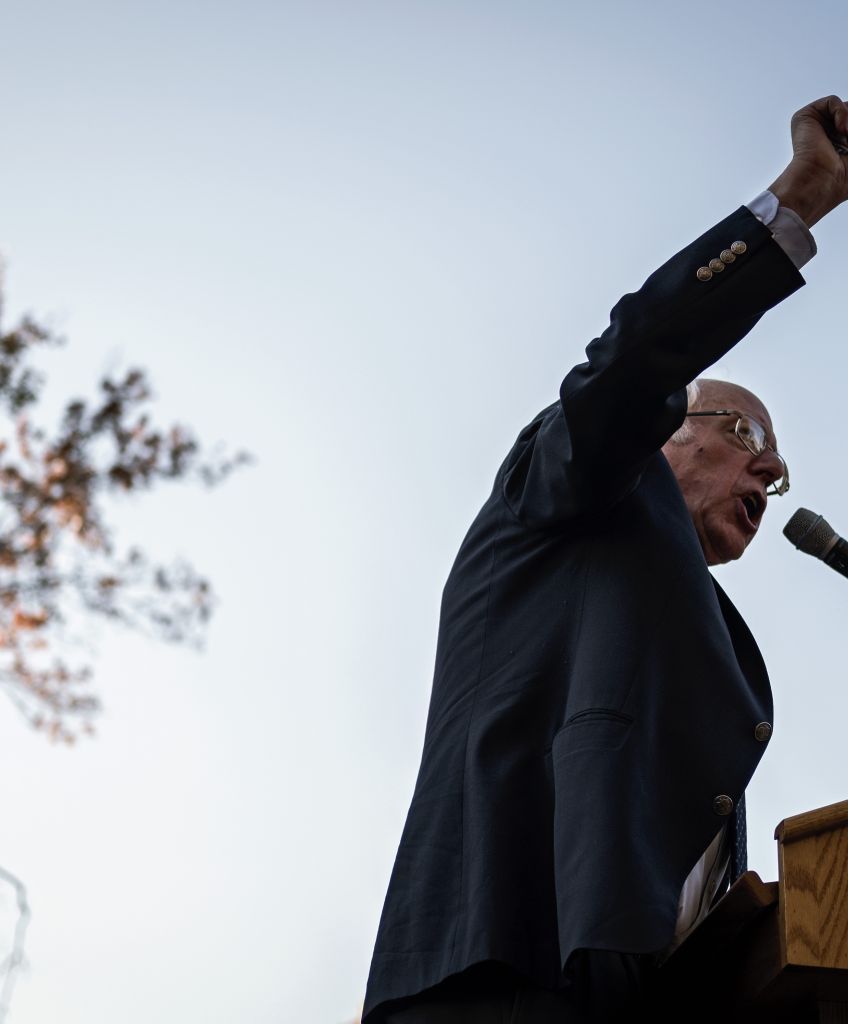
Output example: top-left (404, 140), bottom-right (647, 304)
top-left (501, 97), bottom-right (848, 528)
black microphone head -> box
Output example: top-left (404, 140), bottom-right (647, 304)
top-left (783, 508), bottom-right (836, 557)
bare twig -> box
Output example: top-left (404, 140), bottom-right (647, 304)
top-left (0, 866), bottom-right (29, 1022)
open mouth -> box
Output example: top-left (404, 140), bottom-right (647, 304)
top-left (740, 492), bottom-right (766, 529)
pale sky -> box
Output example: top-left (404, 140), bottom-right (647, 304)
top-left (1, 2), bottom-right (847, 1021)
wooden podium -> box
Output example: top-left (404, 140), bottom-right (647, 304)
top-left (655, 799), bottom-right (848, 1022)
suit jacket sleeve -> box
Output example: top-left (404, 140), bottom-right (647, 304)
top-left (501, 206), bottom-right (805, 526)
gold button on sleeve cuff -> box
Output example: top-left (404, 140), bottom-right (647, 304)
top-left (708, 258), bottom-right (725, 273)
top-left (720, 249), bottom-right (735, 264)
top-left (696, 266), bottom-right (713, 281)
top-left (730, 240), bottom-right (747, 255)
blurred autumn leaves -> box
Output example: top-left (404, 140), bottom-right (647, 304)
top-left (0, 286), bottom-right (249, 743)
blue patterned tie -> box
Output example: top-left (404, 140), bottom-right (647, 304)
top-left (730, 791), bottom-right (747, 882)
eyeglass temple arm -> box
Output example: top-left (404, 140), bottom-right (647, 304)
top-left (684, 410), bottom-right (737, 417)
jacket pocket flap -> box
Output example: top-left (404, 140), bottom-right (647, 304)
top-left (552, 709), bottom-right (634, 759)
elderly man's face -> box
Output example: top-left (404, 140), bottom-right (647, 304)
top-left (662, 383), bottom-right (786, 566)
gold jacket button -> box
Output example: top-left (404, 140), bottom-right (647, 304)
top-left (720, 249), bottom-right (736, 264)
top-left (730, 240), bottom-right (747, 255)
top-left (754, 722), bottom-right (772, 742)
top-left (713, 794), bottom-right (734, 816)
top-left (696, 267), bottom-right (713, 281)
top-left (709, 258), bottom-right (726, 273)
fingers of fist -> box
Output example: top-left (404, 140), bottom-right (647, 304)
top-left (792, 95), bottom-right (848, 148)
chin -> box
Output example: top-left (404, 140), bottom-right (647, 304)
top-left (704, 530), bottom-right (751, 566)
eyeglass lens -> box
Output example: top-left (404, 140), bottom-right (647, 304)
top-left (736, 415), bottom-right (788, 495)
top-left (737, 416), bottom-right (765, 452)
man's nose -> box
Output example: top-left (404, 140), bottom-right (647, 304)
top-left (751, 448), bottom-right (784, 486)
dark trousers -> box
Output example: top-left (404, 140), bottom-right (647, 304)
top-left (375, 955), bottom-right (655, 1024)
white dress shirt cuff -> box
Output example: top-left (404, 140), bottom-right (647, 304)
top-left (746, 190), bottom-right (817, 269)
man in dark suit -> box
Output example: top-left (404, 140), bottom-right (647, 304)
top-left (363, 96), bottom-right (848, 1023)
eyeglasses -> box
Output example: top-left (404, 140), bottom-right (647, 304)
top-left (685, 410), bottom-right (790, 497)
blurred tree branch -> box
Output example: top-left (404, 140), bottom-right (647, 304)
top-left (0, 278), bottom-right (250, 742)
top-left (0, 866), bottom-right (29, 1024)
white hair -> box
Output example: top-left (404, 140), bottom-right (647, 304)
top-left (667, 380), bottom-right (702, 445)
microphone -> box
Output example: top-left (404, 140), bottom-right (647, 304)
top-left (783, 508), bottom-right (848, 580)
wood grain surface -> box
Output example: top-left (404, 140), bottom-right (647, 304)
top-left (776, 800), bottom-right (848, 845)
top-left (780, 815), bottom-right (848, 968)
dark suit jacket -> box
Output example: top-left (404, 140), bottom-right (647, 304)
top-left (363, 207), bottom-right (804, 1020)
